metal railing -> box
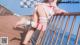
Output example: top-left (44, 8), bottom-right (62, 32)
top-left (35, 12), bottom-right (80, 45)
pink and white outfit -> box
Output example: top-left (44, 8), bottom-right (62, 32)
top-left (31, 3), bottom-right (55, 31)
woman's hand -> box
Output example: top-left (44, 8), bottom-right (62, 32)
top-left (54, 6), bottom-right (68, 15)
top-left (55, 9), bottom-right (68, 15)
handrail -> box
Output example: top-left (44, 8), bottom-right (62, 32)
top-left (54, 12), bottom-right (80, 16)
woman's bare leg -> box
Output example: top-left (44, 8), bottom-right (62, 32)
top-left (23, 29), bottom-right (35, 45)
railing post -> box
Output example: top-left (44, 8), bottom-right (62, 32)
top-left (60, 16), bottom-right (70, 45)
top-left (75, 24), bottom-right (80, 45)
top-left (50, 16), bottom-right (62, 45)
top-left (54, 16), bottom-right (65, 45)
top-left (67, 16), bottom-right (76, 45)
top-left (48, 16), bottom-right (61, 45)
top-left (43, 16), bottom-right (58, 45)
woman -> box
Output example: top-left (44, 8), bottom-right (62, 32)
top-left (16, 0), bottom-right (67, 45)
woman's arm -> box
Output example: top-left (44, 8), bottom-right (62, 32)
top-left (54, 7), bottom-right (68, 15)
top-left (57, 9), bottom-right (67, 14)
